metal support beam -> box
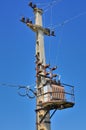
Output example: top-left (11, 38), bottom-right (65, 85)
top-left (50, 109), bottom-right (57, 119)
top-left (40, 110), bottom-right (50, 124)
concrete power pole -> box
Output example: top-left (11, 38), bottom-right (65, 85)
top-left (21, 3), bottom-right (52, 130)
top-left (20, 2), bottom-right (75, 130)
top-left (34, 8), bottom-right (51, 130)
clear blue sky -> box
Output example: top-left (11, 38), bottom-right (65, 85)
top-left (0, 0), bottom-right (86, 130)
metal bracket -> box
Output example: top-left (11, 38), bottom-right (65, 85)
top-left (39, 110), bottom-right (49, 124)
top-left (50, 109), bottom-right (57, 119)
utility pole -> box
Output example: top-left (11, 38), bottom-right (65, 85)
top-left (34, 8), bottom-right (51, 130)
top-left (21, 3), bottom-right (51, 130)
top-left (20, 2), bottom-right (75, 130)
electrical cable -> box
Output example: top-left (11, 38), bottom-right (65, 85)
top-left (55, 25), bottom-right (64, 65)
top-left (30, 0), bottom-right (63, 13)
top-left (0, 83), bottom-right (19, 88)
top-left (0, 83), bottom-right (35, 88)
top-left (61, 83), bottom-right (74, 88)
top-left (27, 0), bottom-right (63, 25)
top-left (0, 83), bottom-right (36, 99)
top-left (44, 0), bottom-right (63, 13)
top-left (50, 2), bottom-right (53, 28)
top-left (51, 11), bottom-right (86, 29)
top-left (48, 2), bottom-right (53, 65)
top-left (48, 35), bottom-right (52, 65)
top-left (48, 11), bottom-right (86, 66)
top-left (18, 86), bottom-right (36, 98)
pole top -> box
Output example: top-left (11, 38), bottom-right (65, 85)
top-left (34, 8), bottom-right (43, 15)
top-left (29, 2), bottom-right (43, 14)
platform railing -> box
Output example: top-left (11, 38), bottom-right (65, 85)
top-left (37, 83), bottom-right (75, 104)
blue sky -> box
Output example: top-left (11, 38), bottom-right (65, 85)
top-left (0, 0), bottom-right (86, 130)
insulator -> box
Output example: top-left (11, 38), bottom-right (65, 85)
top-left (37, 62), bottom-right (42, 66)
top-left (43, 82), bottom-right (47, 86)
top-left (51, 31), bottom-right (55, 36)
top-left (29, 20), bottom-right (32, 24)
top-left (35, 67), bottom-right (39, 71)
top-left (43, 64), bottom-right (50, 68)
top-left (45, 28), bottom-right (50, 35)
top-left (36, 58), bottom-right (39, 61)
top-left (20, 17), bottom-right (25, 23)
top-left (36, 41), bottom-right (39, 45)
top-left (39, 74), bottom-right (49, 78)
top-left (29, 2), bottom-right (33, 7)
top-left (26, 18), bottom-right (30, 23)
top-left (45, 72), bottom-right (50, 75)
top-left (53, 74), bottom-right (57, 77)
top-left (57, 80), bottom-right (61, 85)
top-left (33, 4), bottom-right (36, 9)
top-left (35, 54), bottom-right (39, 60)
top-left (51, 66), bottom-right (57, 71)
top-left (35, 60), bottom-right (38, 64)
top-left (37, 70), bottom-right (42, 74)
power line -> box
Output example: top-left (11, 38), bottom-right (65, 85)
top-left (29, 0), bottom-right (63, 12)
top-left (0, 83), bottom-right (19, 88)
top-left (43, 0), bottom-right (63, 13)
top-left (0, 83), bottom-right (35, 89)
top-left (22, 1), bottom-right (63, 25)
top-left (51, 11), bottom-right (86, 29)
top-left (0, 83), bottom-right (36, 99)
top-left (35, 0), bottom-right (60, 6)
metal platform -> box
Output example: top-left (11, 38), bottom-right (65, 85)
top-left (39, 100), bottom-right (75, 110)
top-left (37, 83), bottom-right (75, 111)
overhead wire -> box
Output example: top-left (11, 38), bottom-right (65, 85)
top-left (29, 0), bottom-right (63, 13)
top-left (0, 83), bottom-right (19, 88)
top-left (44, 0), bottom-right (63, 13)
top-left (52, 11), bottom-right (86, 68)
top-left (0, 83), bottom-right (35, 88)
top-left (51, 11), bottom-right (86, 29)
top-left (0, 83), bottom-right (36, 99)
top-left (55, 25), bottom-right (64, 66)
top-left (50, 1), bottom-right (53, 28)
top-left (26, 0), bottom-right (63, 25)
top-left (48, 2), bottom-right (53, 64)
top-left (46, 1), bottom-right (60, 66)
top-left (47, 11), bottom-right (86, 66)
top-left (38, 1), bottom-right (63, 66)
top-left (50, 11), bottom-right (86, 66)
